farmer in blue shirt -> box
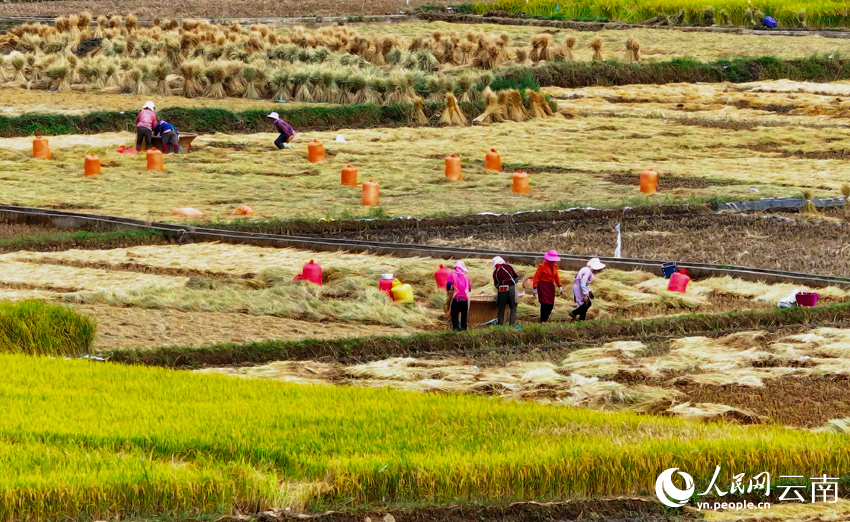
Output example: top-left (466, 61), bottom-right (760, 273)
top-left (153, 120), bottom-right (179, 154)
top-left (267, 112), bottom-right (296, 150)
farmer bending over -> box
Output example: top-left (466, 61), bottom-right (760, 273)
top-left (570, 258), bottom-right (605, 321)
top-left (154, 120), bottom-right (179, 154)
top-left (135, 101), bottom-right (157, 151)
top-left (267, 112), bottom-right (296, 149)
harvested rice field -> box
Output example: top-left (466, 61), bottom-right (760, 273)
top-left (4, 80), bottom-right (850, 221)
top-left (353, 21), bottom-right (850, 61)
top-left (338, 210), bottom-right (850, 276)
top-left (203, 326), bottom-right (850, 428)
top-left (0, 114), bottom-right (844, 222)
top-left (2, 242), bottom-right (844, 349)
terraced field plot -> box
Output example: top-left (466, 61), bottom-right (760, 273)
top-left (2, 242), bottom-right (845, 349)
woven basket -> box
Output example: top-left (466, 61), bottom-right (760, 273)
top-left (445, 294), bottom-right (498, 326)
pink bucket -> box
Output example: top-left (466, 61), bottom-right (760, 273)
top-left (796, 292), bottom-right (818, 307)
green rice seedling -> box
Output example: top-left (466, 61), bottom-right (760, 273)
top-left (0, 300), bottom-right (94, 356)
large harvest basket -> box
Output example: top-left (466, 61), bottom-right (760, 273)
top-left (151, 133), bottom-right (198, 152)
top-left (445, 294), bottom-right (499, 326)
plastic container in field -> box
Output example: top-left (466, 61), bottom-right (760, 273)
top-left (796, 292), bottom-right (818, 307)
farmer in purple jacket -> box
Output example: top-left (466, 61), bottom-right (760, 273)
top-left (267, 112), bottom-right (296, 149)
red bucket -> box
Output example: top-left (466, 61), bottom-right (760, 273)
top-left (796, 292), bottom-right (818, 307)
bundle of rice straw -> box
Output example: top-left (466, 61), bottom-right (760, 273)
top-left (413, 96), bottom-right (428, 125)
top-left (561, 36), bottom-right (575, 60)
top-left (472, 86), bottom-right (506, 125)
top-left (505, 89), bottom-right (530, 122)
top-left (803, 189), bottom-right (818, 215)
top-left (625, 37), bottom-right (640, 62)
top-left (439, 92), bottom-right (467, 126)
top-left (528, 90), bottom-right (555, 118)
top-left (590, 37), bottom-right (603, 61)
top-left (529, 34), bottom-right (554, 63)
top-left (842, 184), bottom-right (849, 221)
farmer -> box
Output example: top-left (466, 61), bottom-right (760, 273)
top-left (492, 256), bottom-right (519, 327)
top-left (570, 258), bottom-right (606, 321)
top-left (445, 260), bottom-right (471, 331)
top-left (532, 250), bottom-right (563, 323)
top-left (135, 101), bottom-right (157, 151)
top-left (153, 120), bottom-right (179, 154)
top-left (267, 112), bottom-right (296, 149)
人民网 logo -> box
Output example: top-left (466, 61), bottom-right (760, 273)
top-left (656, 468), bottom-right (695, 508)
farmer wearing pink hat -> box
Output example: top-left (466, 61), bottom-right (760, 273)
top-left (532, 250), bottom-right (563, 323)
top-left (570, 257), bottom-right (606, 321)
top-left (446, 260), bottom-right (471, 331)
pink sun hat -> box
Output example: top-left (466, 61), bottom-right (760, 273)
top-left (544, 250), bottom-right (561, 262)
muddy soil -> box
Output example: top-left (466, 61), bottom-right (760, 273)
top-left (332, 212), bottom-right (850, 277)
top-left (674, 376), bottom-right (850, 428)
top-left (252, 499), bottom-right (698, 522)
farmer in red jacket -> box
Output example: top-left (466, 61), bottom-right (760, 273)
top-left (267, 112), bottom-right (296, 149)
top-left (135, 101), bottom-right (158, 151)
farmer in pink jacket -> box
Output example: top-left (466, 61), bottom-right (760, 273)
top-left (445, 260), bottom-right (471, 331)
top-left (135, 101), bottom-right (158, 151)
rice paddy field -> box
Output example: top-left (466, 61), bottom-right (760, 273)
top-left (6, 11), bottom-right (850, 522)
top-left (4, 242), bottom-right (843, 349)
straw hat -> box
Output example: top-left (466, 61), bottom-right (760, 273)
top-left (544, 250), bottom-right (560, 262)
top-left (267, 112), bottom-right (280, 119)
top-left (454, 260), bottom-right (468, 273)
top-left (143, 101), bottom-right (155, 110)
top-left (491, 256), bottom-right (506, 267)
top-left (588, 258), bottom-right (606, 270)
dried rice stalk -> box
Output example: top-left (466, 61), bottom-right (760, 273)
top-left (504, 89), bottom-right (530, 122)
top-left (625, 37), bottom-right (640, 63)
top-left (439, 92), bottom-right (467, 126)
top-left (803, 189), bottom-right (818, 215)
top-left (472, 86), bottom-right (506, 125)
top-left (590, 37), bottom-right (603, 61)
top-left (413, 96), bottom-right (428, 125)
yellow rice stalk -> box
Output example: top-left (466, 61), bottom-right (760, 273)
top-left (504, 88), bottom-right (530, 122)
top-left (439, 92), bottom-right (467, 126)
top-left (413, 96), bottom-right (428, 125)
top-left (590, 37), bottom-right (604, 61)
top-left (472, 86), bottom-right (506, 125)
top-left (625, 37), bottom-right (641, 62)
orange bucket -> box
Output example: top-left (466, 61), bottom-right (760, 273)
top-left (146, 148), bottom-right (164, 171)
top-left (341, 164), bottom-right (358, 187)
top-left (512, 170), bottom-right (529, 194)
top-left (484, 148), bottom-right (501, 172)
top-left (640, 169), bottom-right (658, 194)
top-left (33, 136), bottom-right (50, 159)
top-left (84, 154), bottom-right (101, 176)
top-left (445, 154), bottom-right (462, 181)
top-left (307, 139), bottom-right (325, 163)
top-left (362, 180), bottom-right (379, 206)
